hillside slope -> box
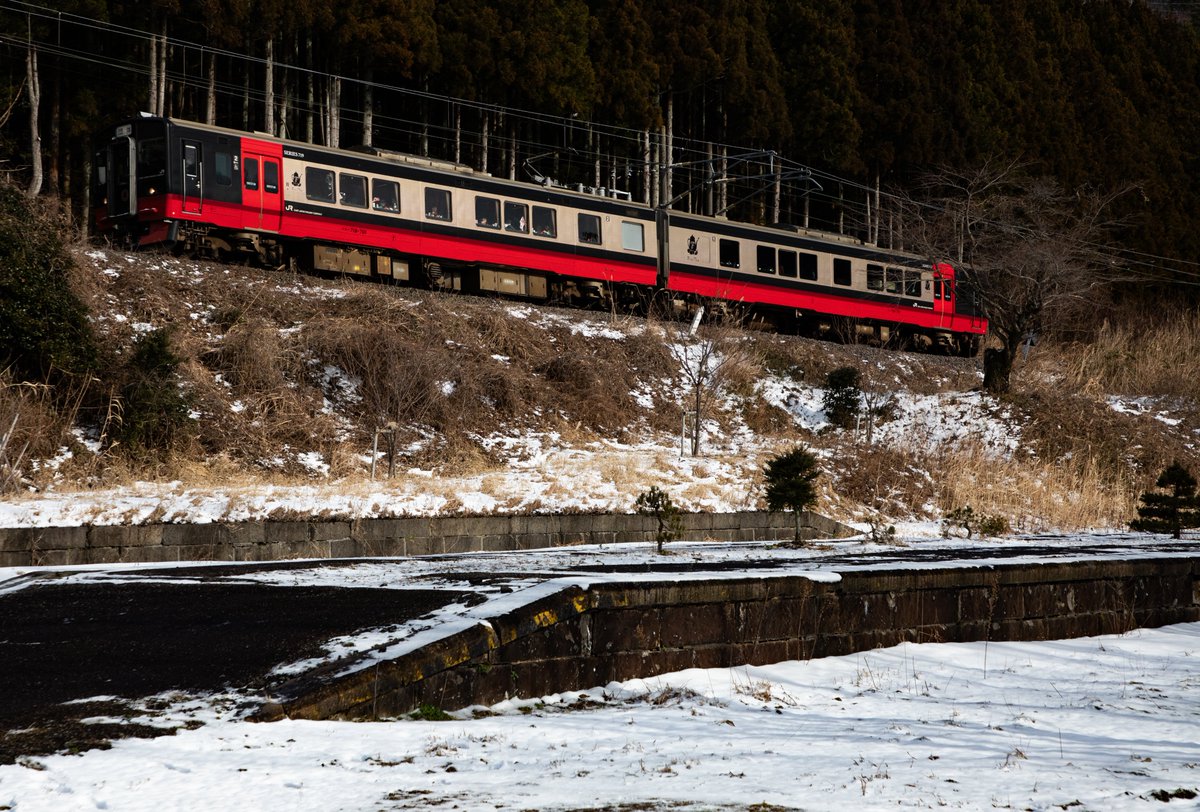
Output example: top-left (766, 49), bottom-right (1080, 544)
top-left (2, 246), bottom-right (1195, 531)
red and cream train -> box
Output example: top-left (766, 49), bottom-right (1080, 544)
top-left (92, 115), bottom-right (986, 354)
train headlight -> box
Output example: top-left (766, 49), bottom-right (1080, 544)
top-left (147, 186), bottom-right (157, 196)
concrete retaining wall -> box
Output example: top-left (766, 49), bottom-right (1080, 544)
top-left (254, 556), bottom-right (1200, 722)
top-left (0, 510), bottom-right (851, 567)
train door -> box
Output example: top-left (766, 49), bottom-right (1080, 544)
top-left (242, 151), bottom-right (282, 231)
top-left (106, 135), bottom-right (135, 218)
top-left (932, 265), bottom-right (955, 326)
top-left (182, 139), bottom-right (203, 214)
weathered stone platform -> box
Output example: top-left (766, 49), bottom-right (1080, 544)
top-left (254, 549), bottom-right (1200, 722)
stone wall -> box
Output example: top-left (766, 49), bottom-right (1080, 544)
top-left (0, 510), bottom-right (852, 567)
top-left (254, 556), bottom-right (1200, 722)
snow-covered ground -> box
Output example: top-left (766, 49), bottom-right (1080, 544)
top-left (2, 622), bottom-right (1196, 810)
top-left (2, 535), bottom-right (1198, 810)
top-left (3, 374), bottom-right (1023, 528)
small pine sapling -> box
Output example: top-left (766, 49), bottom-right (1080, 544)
top-left (763, 446), bottom-right (821, 545)
top-left (1130, 462), bottom-right (1200, 539)
top-left (822, 366), bottom-right (862, 429)
top-left (635, 485), bottom-right (684, 553)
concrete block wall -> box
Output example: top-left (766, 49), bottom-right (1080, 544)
top-left (0, 510), bottom-right (853, 567)
top-left (255, 555), bottom-right (1200, 721)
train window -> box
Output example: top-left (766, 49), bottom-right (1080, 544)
top-left (244, 158), bottom-right (259, 191)
top-left (264, 161), bottom-right (278, 194)
top-left (778, 250), bottom-right (797, 278)
top-left (799, 252), bottom-right (818, 281)
top-left (215, 152), bottom-right (233, 187)
top-left (532, 206), bottom-right (557, 238)
top-left (934, 279), bottom-right (945, 300)
top-left (885, 266), bottom-right (902, 294)
top-left (833, 258), bottom-right (852, 286)
top-left (339, 173), bottom-right (367, 208)
top-left (719, 239), bottom-right (740, 268)
top-left (372, 179), bottom-right (399, 212)
top-left (136, 138), bottom-right (164, 177)
top-left (757, 246), bottom-right (776, 274)
top-left (904, 270), bottom-right (921, 297)
top-left (622, 221), bottom-right (645, 252)
top-left (867, 264), bottom-right (884, 291)
top-left (425, 188), bottom-right (452, 220)
top-left (306, 167), bottom-right (335, 203)
top-left (578, 213), bottom-right (602, 244)
top-left (475, 196), bottom-right (499, 228)
top-left (505, 202), bottom-right (529, 233)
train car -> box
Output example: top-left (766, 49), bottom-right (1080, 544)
top-left (92, 115), bottom-right (986, 354)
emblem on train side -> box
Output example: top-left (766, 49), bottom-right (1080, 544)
top-left (687, 235), bottom-right (698, 256)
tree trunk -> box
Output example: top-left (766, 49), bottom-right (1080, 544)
top-left (793, 510), bottom-right (802, 545)
top-left (305, 36), bottom-right (314, 143)
top-left (421, 78), bottom-right (429, 157)
top-left (642, 129), bottom-right (651, 205)
top-left (508, 123), bottom-right (516, 180)
top-left (480, 110), bottom-right (489, 174)
top-left (651, 137), bottom-right (659, 207)
top-left (718, 146), bottom-right (728, 214)
top-left (264, 37), bottom-right (275, 136)
top-left (691, 381), bottom-right (702, 456)
top-left (48, 67), bottom-right (59, 196)
top-left (241, 35), bottom-right (251, 129)
top-left (205, 50), bottom-right (216, 124)
top-left (26, 44), bottom-right (41, 198)
top-left (148, 30), bottom-right (158, 114)
top-left (664, 94), bottom-right (673, 206)
top-left (157, 26), bottom-right (167, 117)
top-left (278, 68), bottom-right (289, 138)
top-left (772, 156), bottom-right (781, 224)
top-left (81, 151), bottom-right (91, 230)
top-left (982, 346), bottom-right (1013, 394)
top-left (362, 69), bottom-right (373, 147)
top-left (326, 76), bottom-right (341, 148)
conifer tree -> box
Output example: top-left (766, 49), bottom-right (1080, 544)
top-left (1130, 462), bottom-right (1200, 539)
top-left (822, 366), bottom-right (861, 428)
top-left (763, 446), bottom-right (821, 545)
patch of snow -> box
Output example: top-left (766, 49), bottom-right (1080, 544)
top-left (296, 451), bottom-right (329, 477)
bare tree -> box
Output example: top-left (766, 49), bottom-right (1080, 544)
top-left (661, 305), bottom-right (758, 456)
top-left (25, 42), bottom-right (41, 198)
top-left (904, 160), bottom-right (1124, 393)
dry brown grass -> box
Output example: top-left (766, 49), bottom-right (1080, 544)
top-left (22, 246), bottom-right (1196, 533)
top-left (1048, 308), bottom-right (1200, 401)
top-left (931, 444), bottom-right (1138, 532)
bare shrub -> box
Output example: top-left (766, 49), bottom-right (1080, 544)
top-left (831, 442), bottom-right (939, 519)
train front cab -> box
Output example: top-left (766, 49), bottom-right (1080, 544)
top-left (92, 117), bottom-right (262, 254)
top-left (92, 117), bottom-right (173, 245)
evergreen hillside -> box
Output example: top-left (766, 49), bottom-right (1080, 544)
top-left (3, 1), bottom-right (1200, 269)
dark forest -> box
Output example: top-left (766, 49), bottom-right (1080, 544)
top-left (2, 0), bottom-right (1199, 281)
